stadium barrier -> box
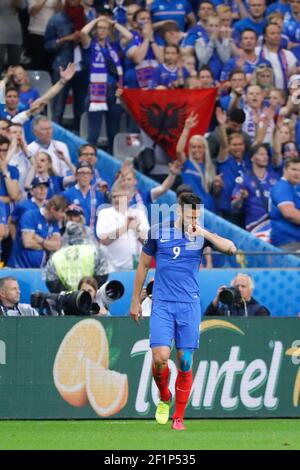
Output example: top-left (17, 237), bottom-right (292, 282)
top-left (0, 316), bottom-right (299, 419)
top-left (1, 267), bottom-right (299, 317)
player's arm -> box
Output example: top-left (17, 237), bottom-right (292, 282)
top-left (190, 225), bottom-right (237, 255)
top-left (130, 251), bottom-right (152, 324)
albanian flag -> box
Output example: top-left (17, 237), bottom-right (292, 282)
top-left (122, 88), bottom-right (217, 160)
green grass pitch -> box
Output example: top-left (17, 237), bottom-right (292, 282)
top-left (0, 419), bottom-right (300, 450)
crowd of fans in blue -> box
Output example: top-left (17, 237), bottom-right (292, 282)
top-left (0, 0), bottom-right (299, 273)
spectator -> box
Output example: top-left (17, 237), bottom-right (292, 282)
top-left (270, 157), bottom-right (300, 251)
top-left (195, 13), bottom-right (233, 81)
top-left (182, 54), bottom-right (197, 78)
top-left (204, 273), bottom-right (270, 316)
top-left (242, 84), bottom-right (274, 144)
top-left (214, 124), bottom-right (247, 226)
top-left (82, 0), bottom-right (97, 22)
top-left (0, 119), bottom-right (10, 138)
top-left (149, 45), bottom-right (189, 89)
top-left (233, 0), bottom-right (267, 40)
top-left (176, 112), bottom-right (216, 212)
top-left (266, 0), bottom-right (291, 16)
top-left (9, 176), bottom-right (49, 240)
top-left (27, 0), bottom-right (63, 71)
top-left (149, 0), bottom-right (196, 32)
top-left (208, 107), bottom-right (251, 162)
top-left (198, 66), bottom-right (215, 88)
top-left (255, 23), bottom-right (298, 89)
top-left (78, 276), bottom-right (109, 316)
top-left (45, 220), bottom-right (109, 293)
top-left (8, 194), bottom-right (68, 268)
top-left (220, 29), bottom-right (259, 82)
top-left (156, 21), bottom-right (186, 48)
top-left (28, 116), bottom-right (72, 176)
top-left (231, 144), bottom-right (279, 241)
top-left (97, 185), bottom-right (150, 271)
top-left (0, 0), bottom-right (23, 74)
top-left (0, 135), bottom-right (21, 215)
top-left (63, 161), bottom-right (106, 233)
top-left (283, 0), bottom-right (300, 44)
top-left (81, 16), bottom-right (129, 153)
top-left (181, 1), bottom-right (215, 56)
top-left (251, 61), bottom-right (274, 101)
top-left (78, 144), bottom-right (109, 194)
top-left (219, 70), bottom-right (247, 113)
top-left (125, 8), bottom-right (163, 89)
top-left (0, 200), bottom-right (8, 261)
top-left (118, 159), bottom-right (182, 208)
top-left (6, 66), bottom-right (40, 109)
top-left (0, 277), bottom-right (39, 316)
top-left (0, 86), bottom-right (25, 121)
top-left (5, 123), bottom-right (31, 194)
top-left (44, 0), bottom-right (89, 133)
top-left (24, 150), bottom-right (75, 198)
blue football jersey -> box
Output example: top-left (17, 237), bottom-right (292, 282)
top-left (143, 223), bottom-right (211, 303)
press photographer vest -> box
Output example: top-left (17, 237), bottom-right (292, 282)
top-left (52, 245), bottom-right (95, 291)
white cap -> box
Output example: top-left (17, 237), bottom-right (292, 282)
top-left (288, 74), bottom-right (300, 88)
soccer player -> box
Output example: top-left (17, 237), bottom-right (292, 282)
top-left (130, 193), bottom-right (237, 430)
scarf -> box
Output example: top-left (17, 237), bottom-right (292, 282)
top-left (64, 3), bottom-right (86, 31)
top-left (89, 39), bottom-right (123, 112)
top-left (259, 47), bottom-right (289, 88)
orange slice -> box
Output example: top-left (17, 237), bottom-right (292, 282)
top-left (53, 319), bottom-right (109, 407)
top-left (86, 361), bottom-right (128, 417)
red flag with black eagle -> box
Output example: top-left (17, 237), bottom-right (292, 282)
top-left (122, 88), bottom-right (217, 160)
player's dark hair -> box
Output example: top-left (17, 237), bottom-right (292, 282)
top-left (179, 193), bottom-right (201, 208)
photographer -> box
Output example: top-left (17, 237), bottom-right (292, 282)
top-left (45, 221), bottom-right (109, 293)
top-left (204, 273), bottom-right (270, 317)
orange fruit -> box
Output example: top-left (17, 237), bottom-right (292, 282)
top-left (86, 360), bottom-right (128, 417)
top-left (53, 319), bottom-right (109, 407)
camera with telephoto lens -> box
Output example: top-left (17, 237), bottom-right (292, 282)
top-left (30, 290), bottom-right (92, 316)
top-left (95, 280), bottom-right (124, 309)
top-left (219, 287), bottom-right (242, 305)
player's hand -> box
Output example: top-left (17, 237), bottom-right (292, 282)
top-left (187, 224), bottom-right (204, 238)
top-left (130, 300), bottom-right (143, 324)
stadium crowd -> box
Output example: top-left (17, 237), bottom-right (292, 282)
top-left (0, 0), bottom-right (299, 291)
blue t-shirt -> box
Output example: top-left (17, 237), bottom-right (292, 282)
top-left (143, 223), bottom-right (210, 302)
top-left (266, 1), bottom-right (291, 16)
top-left (63, 185), bottom-right (105, 230)
top-left (270, 178), bottom-right (300, 246)
top-left (11, 199), bottom-right (40, 224)
top-left (19, 88), bottom-right (40, 109)
top-left (8, 208), bottom-right (60, 268)
top-left (232, 170), bottom-right (279, 230)
top-left (233, 18), bottom-right (267, 43)
top-left (125, 31), bottom-right (161, 88)
top-left (220, 56), bottom-right (260, 82)
top-left (182, 23), bottom-right (208, 49)
top-left (149, 64), bottom-right (189, 88)
top-left (182, 160), bottom-right (216, 212)
top-left (150, 0), bottom-right (192, 31)
top-left (0, 165), bottom-right (20, 217)
top-left (129, 189), bottom-right (152, 207)
top-left (0, 201), bottom-right (7, 224)
top-left (47, 175), bottom-right (65, 198)
top-left (216, 156), bottom-right (245, 211)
